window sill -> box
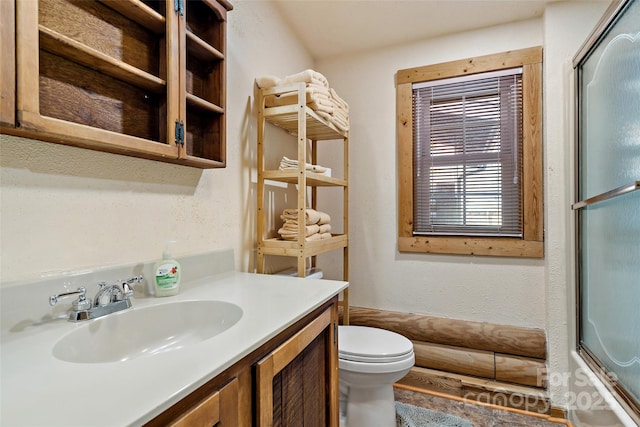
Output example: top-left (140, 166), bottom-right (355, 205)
top-left (398, 236), bottom-right (543, 258)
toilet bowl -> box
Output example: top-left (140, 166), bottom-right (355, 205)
top-left (338, 326), bottom-right (415, 427)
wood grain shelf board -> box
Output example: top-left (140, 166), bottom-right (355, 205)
top-left (99, 0), bottom-right (166, 34)
top-left (263, 170), bottom-right (347, 187)
top-left (259, 234), bottom-right (348, 257)
top-left (264, 105), bottom-right (347, 141)
top-left (38, 25), bottom-right (166, 94)
top-left (186, 93), bottom-right (224, 114)
top-left (186, 31), bottom-right (224, 62)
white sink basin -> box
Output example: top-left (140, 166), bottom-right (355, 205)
top-left (52, 300), bottom-right (242, 363)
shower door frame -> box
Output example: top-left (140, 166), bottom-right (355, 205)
top-left (572, 0), bottom-right (640, 420)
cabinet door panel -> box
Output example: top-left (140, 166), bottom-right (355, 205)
top-left (169, 377), bottom-right (239, 427)
top-left (256, 306), bottom-right (339, 427)
top-left (15, 0), bottom-right (178, 159)
top-left (180, 0), bottom-right (228, 166)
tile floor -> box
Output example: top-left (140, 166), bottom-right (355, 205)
top-left (394, 386), bottom-right (572, 427)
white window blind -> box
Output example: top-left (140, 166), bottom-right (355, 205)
top-left (412, 68), bottom-right (523, 237)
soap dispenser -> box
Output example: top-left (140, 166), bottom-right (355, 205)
top-left (153, 240), bottom-right (181, 297)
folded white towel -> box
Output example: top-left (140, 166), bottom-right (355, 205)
top-left (317, 211), bottom-right (331, 225)
top-left (255, 75), bottom-right (281, 89)
top-left (278, 223), bottom-right (320, 237)
top-left (280, 69), bottom-right (330, 88)
top-left (281, 208), bottom-right (322, 225)
top-left (279, 156), bottom-right (328, 173)
top-left (319, 223), bottom-right (331, 233)
top-left (330, 88), bottom-right (349, 111)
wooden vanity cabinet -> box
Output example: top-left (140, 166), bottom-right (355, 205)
top-left (145, 298), bottom-right (339, 427)
top-left (168, 377), bottom-right (239, 427)
top-left (256, 303), bottom-right (339, 427)
top-left (9, 0), bottom-right (231, 168)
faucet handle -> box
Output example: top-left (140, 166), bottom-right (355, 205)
top-left (121, 275), bottom-right (144, 298)
top-left (49, 287), bottom-right (91, 311)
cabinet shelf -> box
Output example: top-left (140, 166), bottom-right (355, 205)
top-left (263, 170), bottom-right (347, 187)
top-left (99, 0), bottom-right (166, 34)
top-left (38, 25), bottom-right (166, 94)
top-left (186, 31), bottom-right (224, 62)
top-left (259, 234), bottom-right (348, 257)
top-left (264, 105), bottom-right (347, 141)
top-left (186, 92), bottom-right (224, 113)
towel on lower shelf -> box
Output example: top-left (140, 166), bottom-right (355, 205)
top-left (278, 208), bottom-right (332, 241)
top-left (279, 223), bottom-right (320, 236)
top-left (278, 156), bottom-right (328, 174)
top-left (318, 223), bottom-right (332, 233)
top-left (279, 231), bottom-right (332, 242)
top-left (281, 208), bottom-right (322, 225)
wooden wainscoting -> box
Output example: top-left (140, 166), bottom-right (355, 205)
top-left (344, 306), bottom-right (559, 415)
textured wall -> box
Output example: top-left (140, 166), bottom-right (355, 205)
top-left (316, 19), bottom-right (547, 328)
top-left (0, 1), bottom-right (313, 284)
top-left (542, 0), bottom-right (612, 409)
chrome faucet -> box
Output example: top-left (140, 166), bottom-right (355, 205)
top-left (49, 276), bottom-right (143, 322)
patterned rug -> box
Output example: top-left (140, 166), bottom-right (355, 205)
top-left (396, 401), bottom-right (474, 427)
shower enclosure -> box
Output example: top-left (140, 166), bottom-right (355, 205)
top-left (573, 0), bottom-right (639, 420)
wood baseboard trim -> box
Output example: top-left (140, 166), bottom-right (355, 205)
top-left (398, 366), bottom-right (551, 414)
top-left (394, 382), bottom-right (572, 426)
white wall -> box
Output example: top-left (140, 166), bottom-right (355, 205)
top-left (315, 1), bottom-right (609, 415)
top-left (542, 0), bottom-right (614, 413)
top-left (0, 1), bottom-right (312, 284)
top-left (317, 19), bottom-right (547, 328)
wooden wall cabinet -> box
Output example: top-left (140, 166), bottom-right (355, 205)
top-left (8, 0), bottom-right (231, 168)
top-left (256, 83), bottom-right (350, 323)
top-left (145, 299), bottom-right (339, 427)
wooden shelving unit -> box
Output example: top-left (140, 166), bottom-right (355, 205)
top-left (256, 82), bottom-right (350, 324)
top-left (10, 0), bottom-right (232, 168)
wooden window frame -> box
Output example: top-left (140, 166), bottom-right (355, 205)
top-left (396, 47), bottom-right (544, 258)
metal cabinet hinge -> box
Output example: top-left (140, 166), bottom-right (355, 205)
top-left (174, 120), bottom-right (184, 147)
top-left (174, 0), bottom-right (184, 16)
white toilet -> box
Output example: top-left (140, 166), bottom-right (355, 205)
top-left (338, 325), bottom-right (415, 427)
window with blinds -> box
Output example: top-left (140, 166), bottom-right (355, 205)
top-left (412, 68), bottom-right (524, 237)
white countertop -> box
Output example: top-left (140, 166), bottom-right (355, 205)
top-left (1, 254), bottom-right (347, 426)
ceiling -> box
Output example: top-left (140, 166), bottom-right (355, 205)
top-left (271, 0), bottom-right (554, 60)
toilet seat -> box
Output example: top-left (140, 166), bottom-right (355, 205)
top-left (338, 326), bottom-right (414, 363)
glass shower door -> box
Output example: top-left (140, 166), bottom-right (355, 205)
top-left (574, 0), bottom-right (640, 417)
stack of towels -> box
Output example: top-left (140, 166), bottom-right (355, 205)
top-left (278, 156), bottom-right (329, 175)
top-left (256, 69), bottom-right (349, 132)
top-left (278, 208), bottom-right (332, 242)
